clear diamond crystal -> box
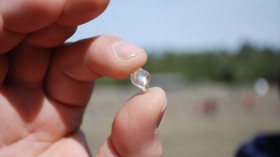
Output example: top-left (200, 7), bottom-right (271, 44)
top-left (130, 68), bottom-right (151, 92)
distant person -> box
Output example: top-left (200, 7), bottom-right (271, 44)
top-left (0, 0), bottom-right (166, 156)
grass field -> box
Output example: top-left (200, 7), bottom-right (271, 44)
top-left (81, 83), bottom-right (280, 157)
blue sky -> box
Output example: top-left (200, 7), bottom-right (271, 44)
top-left (68, 0), bottom-right (280, 52)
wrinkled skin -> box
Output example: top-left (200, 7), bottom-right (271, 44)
top-left (0, 0), bottom-right (166, 156)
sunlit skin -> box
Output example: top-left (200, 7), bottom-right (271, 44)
top-left (0, 0), bottom-right (166, 156)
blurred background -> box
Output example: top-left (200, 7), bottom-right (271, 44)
top-left (68, 0), bottom-right (280, 156)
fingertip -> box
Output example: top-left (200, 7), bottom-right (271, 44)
top-left (146, 87), bottom-right (167, 104)
top-left (86, 35), bottom-right (148, 79)
top-left (110, 40), bottom-right (148, 79)
top-left (143, 87), bottom-right (167, 111)
top-left (115, 87), bottom-right (167, 132)
top-left (110, 87), bottom-right (166, 156)
top-left (143, 87), bottom-right (167, 131)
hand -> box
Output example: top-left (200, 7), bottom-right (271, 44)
top-left (0, 0), bottom-right (167, 157)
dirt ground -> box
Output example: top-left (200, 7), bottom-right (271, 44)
top-left (81, 83), bottom-right (280, 157)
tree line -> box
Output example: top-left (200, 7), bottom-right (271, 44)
top-left (98, 43), bottom-right (280, 86)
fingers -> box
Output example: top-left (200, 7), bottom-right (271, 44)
top-left (97, 87), bottom-right (167, 157)
top-left (0, 29), bottom-right (26, 53)
top-left (1, 0), bottom-right (109, 32)
top-left (5, 43), bottom-right (51, 87)
top-left (24, 24), bottom-right (77, 48)
top-left (0, 11), bottom-right (26, 53)
top-left (1, 0), bottom-right (66, 33)
top-left (0, 0), bottom-right (110, 51)
top-left (45, 35), bottom-right (147, 106)
top-left (14, 0), bottom-right (110, 48)
top-left (57, 0), bottom-right (110, 26)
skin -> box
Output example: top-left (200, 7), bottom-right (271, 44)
top-left (0, 0), bottom-right (167, 157)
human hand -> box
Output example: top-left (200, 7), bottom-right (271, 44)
top-left (0, 0), bottom-right (167, 157)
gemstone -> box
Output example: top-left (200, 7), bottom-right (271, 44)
top-left (130, 68), bottom-right (151, 92)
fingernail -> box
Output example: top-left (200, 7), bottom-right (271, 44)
top-left (156, 99), bottom-right (167, 129)
top-left (112, 41), bottom-right (144, 60)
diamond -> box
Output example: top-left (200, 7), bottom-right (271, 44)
top-left (130, 68), bottom-right (151, 92)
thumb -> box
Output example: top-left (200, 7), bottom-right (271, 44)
top-left (96, 87), bottom-right (167, 157)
